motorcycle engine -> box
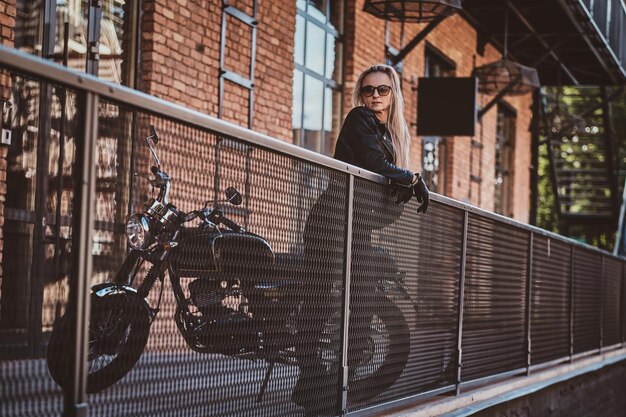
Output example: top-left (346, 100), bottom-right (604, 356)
top-left (188, 278), bottom-right (252, 320)
top-left (187, 278), bottom-right (258, 354)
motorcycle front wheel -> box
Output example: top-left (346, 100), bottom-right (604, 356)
top-left (319, 296), bottom-right (410, 404)
top-left (47, 292), bottom-right (150, 393)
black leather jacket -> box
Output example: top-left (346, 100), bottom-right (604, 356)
top-left (334, 106), bottom-right (414, 186)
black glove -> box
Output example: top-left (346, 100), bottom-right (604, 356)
top-left (414, 176), bottom-right (430, 214)
top-left (394, 185), bottom-right (414, 204)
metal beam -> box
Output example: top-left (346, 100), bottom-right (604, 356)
top-left (477, 79), bottom-right (519, 120)
top-left (389, 14), bottom-right (447, 66)
top-left (507, 1), bottom-right (578, 85)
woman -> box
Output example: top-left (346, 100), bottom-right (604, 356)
top-left (335, 64), bottom-right (429, 203)
top-left (293, 64), bottom-right (429, 415)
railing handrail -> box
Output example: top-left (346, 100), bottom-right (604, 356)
top-left (0, 44), bottom-right (621, 260)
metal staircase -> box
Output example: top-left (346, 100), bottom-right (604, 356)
top-left (543, 87), bottom-right (622, 242)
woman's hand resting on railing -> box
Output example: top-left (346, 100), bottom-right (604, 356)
top-left (394, 174), bottom-right (430, 214)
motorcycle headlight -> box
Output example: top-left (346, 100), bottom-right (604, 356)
top-left (125, 214), bottom-right (151, 250)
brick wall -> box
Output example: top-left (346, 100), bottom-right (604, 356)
top-left (253, 1), bottom-right (294, 139)
top-left (140, 0), bottom-right (220, 114)
top-left (0, 0), bottom-right (15, 281)
top-left (140, 0), bottom-right (294, 141)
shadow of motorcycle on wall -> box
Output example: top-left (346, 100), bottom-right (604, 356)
top-left (46, 126), bottom-right (415, 409)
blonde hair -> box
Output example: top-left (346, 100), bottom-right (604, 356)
top-left (352, 64), bottom-right (412, 169)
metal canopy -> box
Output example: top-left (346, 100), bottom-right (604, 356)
top-left (462, 0), bottom-right (626, 86)
top-left (363, 0), bottom-right (462, 23)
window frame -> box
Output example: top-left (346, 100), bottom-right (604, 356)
top-left (293, 0), bottom-right (344, 156)
top-left (494, 101), bottom-right (517, 216)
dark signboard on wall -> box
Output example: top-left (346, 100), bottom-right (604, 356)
top-left (417, 77), bottom-right (477, 136)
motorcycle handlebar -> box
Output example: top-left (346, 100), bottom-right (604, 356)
top-left (219, 215), bottom-right (241, 232)
top-left (183, 211), bottom-right (199, 223)
top-left (183, 208), bottom-right (242, 232)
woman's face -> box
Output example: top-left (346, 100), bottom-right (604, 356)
top-left (360, 71), bottom-right (393, 118)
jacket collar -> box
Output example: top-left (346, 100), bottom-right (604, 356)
top-left (362, 107), bottom-right (395, 162)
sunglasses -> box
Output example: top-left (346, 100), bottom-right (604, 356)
top-left (360, 85), bottom-right (392, 97)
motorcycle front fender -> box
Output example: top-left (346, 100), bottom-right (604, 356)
top-left (90, 283), bottom-right (155, 321)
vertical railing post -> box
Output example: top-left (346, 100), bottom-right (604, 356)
top-left (600, 255), bottom-right (605, 352)
top-left (619, 262), bottom-right (626, 348)
top-left (339, 174), bottom-right (355, 415)
top-left (63, 91), bottom-right (98, 417)
top-left (569, 245), bottom-right (575, 362)
top-left (455, 210), bottom-right (468, 395)
top-left (525, 232), bottom-right (534, 375)
top-left (619, 261), bottom-right (626, 348)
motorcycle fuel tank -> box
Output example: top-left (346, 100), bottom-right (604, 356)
top-left (171, 228), bottom-right (275, 275)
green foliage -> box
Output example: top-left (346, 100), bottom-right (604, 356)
top-left (535, 87), bottom-right (626, 252)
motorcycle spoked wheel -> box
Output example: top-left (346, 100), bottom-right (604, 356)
top-left (318, 296), bottom-right (409, 404)
top-left (47, 292), bottom-right (150, 393)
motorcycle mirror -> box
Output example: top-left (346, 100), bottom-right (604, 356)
top-left (149, 125), bottom-right (159, 144)
top-left (225, 187), bottom-right (242, 206)
top-left (145, 125), bottom-right (161, 169)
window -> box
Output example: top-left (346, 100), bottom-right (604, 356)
top-left (293, 0), bottom-right (343, 156)
top-left (421, 45), bottom-right (455, 194)
top-left (494, 104), bottom-right (516, 216)
top-left (15, 0), bottom-right (137, 86)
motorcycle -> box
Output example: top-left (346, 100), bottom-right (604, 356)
top-left (47, 126), bottom-right (414, 405)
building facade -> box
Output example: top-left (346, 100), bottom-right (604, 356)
top-left (1, 0), bottom-right (534, 218)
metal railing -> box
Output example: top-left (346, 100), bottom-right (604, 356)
top-left (0, 45), bottom-right (624, 417)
